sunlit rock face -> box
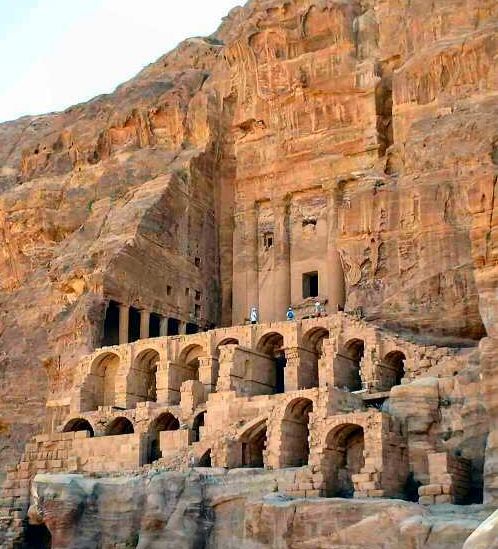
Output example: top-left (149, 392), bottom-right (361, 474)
top-left (0, 0), bottom-right (496, 546)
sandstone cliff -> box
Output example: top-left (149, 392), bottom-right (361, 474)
top-left (0, 0), bottom-right (496, 541)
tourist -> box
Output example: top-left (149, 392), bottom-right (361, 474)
top-left (286, 306), bottom-right (295, 321)
top-left (250, 307), bottom-right (258, 324)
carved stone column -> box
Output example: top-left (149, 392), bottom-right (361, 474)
top-left (140, 310), bottom-right (150, 339)
top-left (273, 197), bottom-right (291, 320)
top-left (324, 185), bottom-right (345, 313)
top-left (232, 205), bottom-right (259, 325)
top-left (159, 316), bottom-right (168, 337)
top-left (118, 304), bottom-right (129, 345)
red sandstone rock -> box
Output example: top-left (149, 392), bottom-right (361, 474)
top-left (0, 0), bottom-right (497, 547)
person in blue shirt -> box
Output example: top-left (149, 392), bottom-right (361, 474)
top-left (286, 306), bottom-right (295, 321)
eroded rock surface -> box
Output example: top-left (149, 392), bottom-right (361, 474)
top-left (24, 471), bottom-right (495, 549)
top-left (0, 0), bottom-right (497, 547)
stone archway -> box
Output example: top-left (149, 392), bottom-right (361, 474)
top-left (322, 423), bottom-right (365, 497)
top-left (256, 332), bottom-right (286, 394)
top-left (334, 339), bottom-right (364, 391)
top-left (239, 419), bottom-right (268, 468)
top-left (147, 412), bottom-right (180, 463)
top-left (380, 350), bottom-right (406, 390)
top-left (192, 411), bottom-right (206, 443)
top-left (280, 398), bottom-right (313, 467)
top-left (105, 417), bottom-right (134, 436)
top-left (301, 327), bottom-right (330, 388)
top-left (178, 344), bottom-right (205, 382)
top-left (217, 338), bottom-right (239, 349)
top-left (128, 349), bottom-right (160, 406)
top-left (62, 418), bottom-right (94, 437)
top-left (90, 352), bottom-right (121, 409)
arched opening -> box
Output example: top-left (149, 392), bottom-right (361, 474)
top-left (335, 339), bottom-right (364, 391)
top-left (62, 418), bottom-right (94, 437)
top-left (148, 412), bottom-right (180, 463)
top-left (192, 411), bottom-right (206, 443)
top-left (302, 328), bottom-right (329, 388)
top-left (198, 449), bottom-right (212, 467)
top-left (380, 351), bottom-right (406, 390)
top-left (240, 420), bottom-right (267, 468)
top-left (323, 424), bottom-right (365, 497)
top-left (256, 332), bottom-right (286, 394)
top-left (280, 398), bottom-right (313, 467)
top-left (25, 523), bottom-right (52, 549)
top-left (130, 349), bottom-right (159, 405)
top-left (217, 338), bottom-right (239, 351)
top-left (91, 352), bottom-right (120, 409)
top-left (105, 417), bottom-right (134, 436)
top-left (179, 344), bottom-right (205, 382)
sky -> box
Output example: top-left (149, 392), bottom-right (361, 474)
top-left (0, 0), bottom-right (240, 123)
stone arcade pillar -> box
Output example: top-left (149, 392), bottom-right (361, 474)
top-left (232, 205), bottom-right (259, 325)
top-left (324, 185), bottom-right (345, 312)
top-left (140, 310), bottom-right (150, 339)
top-left (156, 362), bottom-right (180, 405)
top-left (284, 347), bottom-right (319, 391)
top-left (273, 197), bottom-right (291, 320)
top-left (118, 304), bottom-right (129, 345)
top-left (198, 356), bottom-right (219, 396)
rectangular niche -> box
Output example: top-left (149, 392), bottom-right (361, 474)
top-left (302, 271), bottom-right (319, 298)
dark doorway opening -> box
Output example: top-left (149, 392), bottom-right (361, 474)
top-left (128, 307), bottom-right (141, 342)
top-left (241, 423), bottom-right (267, 468)
top-left (193, 412), bottom-right (206, 443)
top-left (303, 271), bottom-right (319, 298)
top-left (168, 318), bottom-right (180, 336)
top-left (186, 323), bottom-right (199, 334)
top-left (25, 524), bottom-right (52, 549)
top-left (199, 449), bottom-right (212, 467)
top-left (103, 300), bottom-right (120, 347)
top-left (106, 417), bottom-right (134, 436)
top-left (275, 353), bottom-right (286, 394)
top-left (149, 313), bottom-right (161, 338)
top-left (148, 413), bottom-right (180, 463)
top-left (63, 418), bottom-right (94, 437)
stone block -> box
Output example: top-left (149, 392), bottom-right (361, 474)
top-left (419, 495), bottom-right (435, 505)
top-left (419, 484), bottom-right (442, 496)
top-left (367, 489), bottom-right (385, 497)
top-left (435, 494), bottom-right (453, 504)
top-left (352, 473), bottom-right (371, 483)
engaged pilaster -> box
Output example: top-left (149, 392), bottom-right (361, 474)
top-left (324, 184), bottom-right (345, 313)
